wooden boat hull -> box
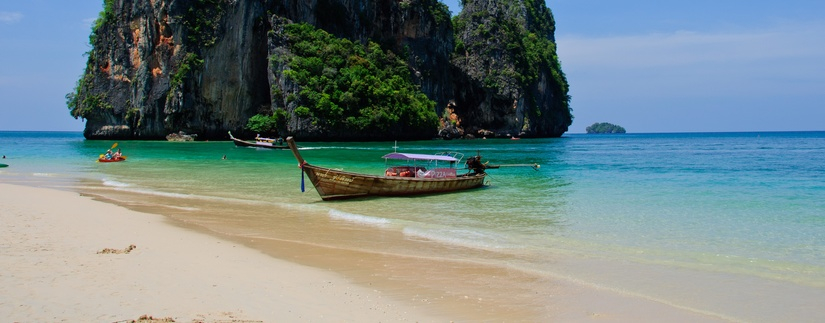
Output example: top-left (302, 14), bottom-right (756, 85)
top-left (286, 137), bottom-right (485, 200)
top-left (301, 164), bottom-right (485, 200)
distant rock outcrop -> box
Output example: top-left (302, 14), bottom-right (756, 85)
top-left (68, 0), bottom-right (571, 140)
top-left (586, 122), bottom-right (627, 134)
top-left (165, 131), bottom-right (197, 141)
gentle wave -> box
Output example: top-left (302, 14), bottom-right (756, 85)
top-left (112, 187), bottom-right (196, 199)
top-left (102, 179), bottom-right (131, 187)
top-left (328, 209), bottom-right (391, 227)
top-left (158, 205), bottom-right (201, 211)
top-left (402, 227), bottom-right (508, 251)
top-left (104, 183), bottom-right (324, 213)
top-left (105, 184), bottom-right (260, 204)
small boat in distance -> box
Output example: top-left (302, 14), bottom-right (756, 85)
top-left (98, 156), bottom-right (126, 163)
top-left (98, 143), bottom-right (126, 162)
top-left (286, 137), bottom-right (487, 200)
top-left (228, 131), bottom-right (289, 149)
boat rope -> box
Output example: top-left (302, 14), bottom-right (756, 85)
top-left (490, 163), bottom-right (541, 170)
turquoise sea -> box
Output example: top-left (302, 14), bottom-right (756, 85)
top-left (2, 131), bottom-right (824, 321)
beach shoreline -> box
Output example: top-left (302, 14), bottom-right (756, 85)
top-left (1, 181), bottom-right (742, 322)
top-left (4, 131), bottom-right (825, 322)
top-left (0, 183), bottom-right (449, 322)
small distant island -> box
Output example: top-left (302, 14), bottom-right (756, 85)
top-left (586, 122), bottom-right (626, 134)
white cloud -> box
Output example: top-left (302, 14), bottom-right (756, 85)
top-left (0, 11), bottom-right (23, 24)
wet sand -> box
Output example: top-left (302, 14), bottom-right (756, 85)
top-left (1, 182), bottom-right (732, 322)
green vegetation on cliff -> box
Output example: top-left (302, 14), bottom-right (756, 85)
top-left (67, 0), bottom-right (114, 121)
top-left (90, 0), bottom-right (114, 44)
top-left (180, 0), bottom-right (225, 49)
top-left (586, 122), bottom-right (626, 134)
top-left (450, 0), bottom-right (572, 136)
top-left (246, 110), bottom-right (287, 134)
top-left (452, 0), bottom-right (569, 98)
top-left (169, 0), bottom-right (225, 98)
top-left (267, 23), bottom-right (438, 135)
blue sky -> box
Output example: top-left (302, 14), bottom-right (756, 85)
top-left (1, 1), bottom-right (823, 133)
top-left (0, 1), bottom-right (101, 132)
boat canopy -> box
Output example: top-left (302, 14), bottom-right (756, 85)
top-left (382, 152), bottom-right (458, 162)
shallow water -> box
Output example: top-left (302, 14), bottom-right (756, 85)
top-left (2, 131), bottom-right (824, 321)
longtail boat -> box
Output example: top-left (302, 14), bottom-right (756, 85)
top-left (286, 137), bottom-right (487, 200)
top-left (229, 131), bottom-right (289, 149)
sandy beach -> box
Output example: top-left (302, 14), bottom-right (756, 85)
top-left (0, 183), bottom-right (444, 322)
top-left (0, 181), bottom-right (742, 322)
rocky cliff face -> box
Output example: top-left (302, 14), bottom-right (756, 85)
top-left (450, 0), bottom-right (571, 138)
top-left (69, 0), bottom-right (272, 139)
top-left (68, 0), bottom-right (570, 140)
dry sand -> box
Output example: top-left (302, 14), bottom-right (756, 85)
top-left (0, 183), bottom-right (444, 322)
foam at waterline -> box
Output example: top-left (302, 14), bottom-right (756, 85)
top-left (97, 181), bottom-right (330, 214)
top-left (102, 178), bottom-right (131, 187)
top-left (155, 204), bottom-right (201, 211)
top-left (81, 190), bottom-right (203, 212)
top-left (328, 209), bottom-right (392, 227)
top-left (105, 184), bottom-right (275, 204)
top-left (111, 186), bottom-right (196, 199)
top-left (402, 226), bottom-right (510, 251)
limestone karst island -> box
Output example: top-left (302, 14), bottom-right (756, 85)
top-left (586, 122), bottom-right (626, 134)
top-left (67, 0), bottom-right (572, 141)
